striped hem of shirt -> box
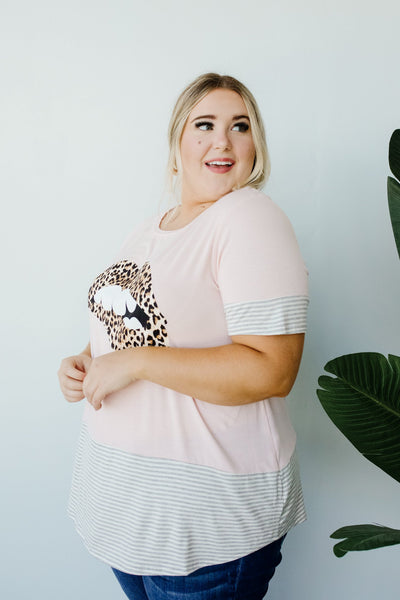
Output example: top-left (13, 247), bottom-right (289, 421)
top-left (67, 423), bottom-right (307, 576)
top-left (224, 295), bottom-right (309, 336)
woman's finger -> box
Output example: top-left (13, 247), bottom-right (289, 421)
top-left (91, 388), bottom-right (103, 411)
top-left (59, 356), bottom-right (92, 381)
top-left (64, 389), bottom-right (85, 403)
top-left (58, 372), bottom-right (84, 392)
top-left (63, 366), bottom-right (86, 381)
top-left (84, 381), bottom-right (102, 411)
top-left (82, 378), bottom-right (91, 402)
top-left (60, 377), bottom-right (84, 393)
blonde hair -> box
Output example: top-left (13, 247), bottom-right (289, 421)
top-left (159, 72), bottom-right (270, 214)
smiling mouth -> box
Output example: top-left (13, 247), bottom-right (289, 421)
top-left (205, 163), bottom-right (235, 173)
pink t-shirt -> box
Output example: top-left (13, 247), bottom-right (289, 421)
top-left (68, 185), bottom-right (309, 576)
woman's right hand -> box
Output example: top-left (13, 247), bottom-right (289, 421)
top-left (58, 350), bottom-right (92, 403)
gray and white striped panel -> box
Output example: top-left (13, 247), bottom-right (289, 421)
top-left (67, 423), bottom-right (306, 576)
top-left (224, 295), bottom-right (309, 336)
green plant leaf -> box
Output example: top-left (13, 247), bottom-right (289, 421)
top-left (317, 353), bottom-right (400, 482)
top-left (330, 524), bottom-right (400, 557)
top-left (389, 128), bottom-right (400, 182)
top-left (388, 175), bottom-right (400, 261)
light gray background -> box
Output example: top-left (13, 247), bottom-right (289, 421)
top-left (1, 1), bottom-right (399, 598)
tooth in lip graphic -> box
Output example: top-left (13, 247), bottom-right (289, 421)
top-left (94, 285), bottom-right (120, 311)
top-left (94, 285), bottom-right (137, 316)
top-left (113, 289), bottom-right (137, 316)
top-left (206, 160), bottom-right (234, 166)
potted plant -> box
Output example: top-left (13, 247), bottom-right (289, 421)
top-left (316, 129), bottom-right (400, 557)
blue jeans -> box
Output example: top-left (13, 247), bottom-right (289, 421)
top-left (111, 535), bottom-right (286, 599)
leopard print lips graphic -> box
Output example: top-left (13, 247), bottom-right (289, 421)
top-left (88, 260), bottom-right (169, 350)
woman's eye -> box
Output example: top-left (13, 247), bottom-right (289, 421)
top-left (233, 122), bottom-right (249, 132)
top-left (195, 121), bottom-right (213, 131)
top-left (194, 121), bottom-right (250, 132)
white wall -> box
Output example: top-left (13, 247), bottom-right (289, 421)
top-left (1, 1), bottom-right (399, 598)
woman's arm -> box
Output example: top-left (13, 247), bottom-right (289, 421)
top-left (82, 333), bottom-right (305, 410)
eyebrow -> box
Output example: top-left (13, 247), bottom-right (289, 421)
top-left (190, 114), bottom-right (250, 123)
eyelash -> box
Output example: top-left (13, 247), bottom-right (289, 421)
top-left (195, 121), bottom-right (249, 132)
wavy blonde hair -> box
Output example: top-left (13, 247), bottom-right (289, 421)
top-left (160, 72), bottom-right (270, 214)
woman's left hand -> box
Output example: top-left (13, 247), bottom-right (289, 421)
top-left (82, 349), bottom-right (138, 411)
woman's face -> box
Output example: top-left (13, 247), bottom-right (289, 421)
top-left (179, 88), bottom-right (256, 205)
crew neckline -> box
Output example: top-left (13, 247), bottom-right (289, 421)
top-left (154, 186), bottom-right (255, 235)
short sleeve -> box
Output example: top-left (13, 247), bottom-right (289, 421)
top-left (215, 189), bottom-right (309, 336)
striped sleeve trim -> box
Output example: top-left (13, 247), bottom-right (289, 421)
top-left (224, 295), bottom-right (309, 336)
top-left (67, 423), bottom-right (306, 576)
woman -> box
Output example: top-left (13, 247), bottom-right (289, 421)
top-left (58, 72), bottom-right (309, 600)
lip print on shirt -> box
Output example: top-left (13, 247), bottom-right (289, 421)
top-left (88, 260), bottom-right (169, 350)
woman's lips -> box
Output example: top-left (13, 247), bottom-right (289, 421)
top-left (205, 163), bottom-right (234, 174)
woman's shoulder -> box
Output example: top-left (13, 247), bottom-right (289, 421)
top-left (215, 185), bottom-right (292, 230)
top-left (219, 184), bottom-right (269, 204)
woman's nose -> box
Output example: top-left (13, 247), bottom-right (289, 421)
top-left (213, 133), bottom-right (231, 150)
